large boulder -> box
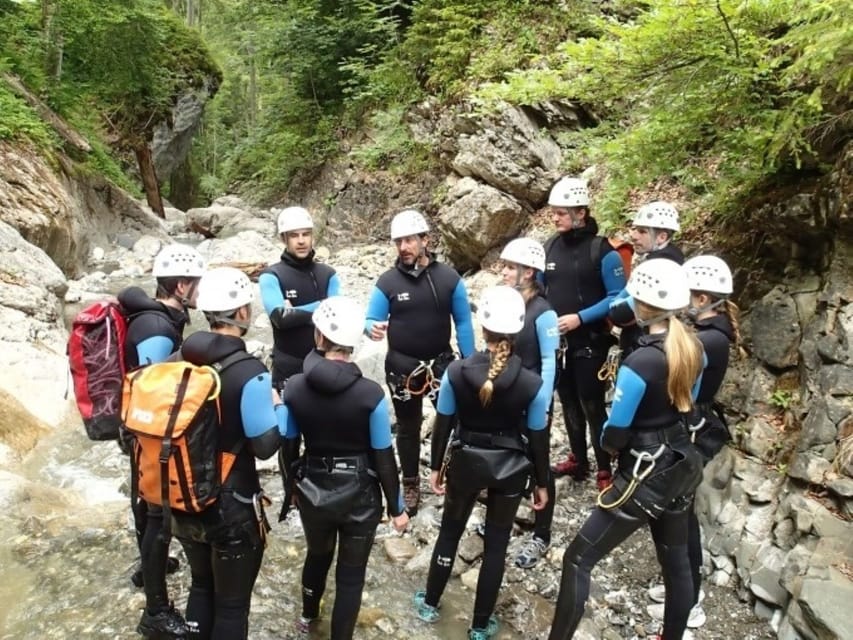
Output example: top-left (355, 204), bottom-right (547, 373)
top-left (0, 222), bottom-right (70, 427)
top-left (151, 81), bottom-right (217, 182)
top-left (743, 286), bottom-right (802, 369)
top-left (437, 178), bottom-right (524, 271)
top-left (186, 204), bottom-right (273, 238)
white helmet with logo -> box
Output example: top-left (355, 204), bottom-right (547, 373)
top-left (626, 259), bottom-right (690, 311)
top-left (632, 201), bottom-right (680, 232)
top-left (478, 286), bottom-right (526, 335)
top-left (500, 238), bottom-right (546, 272)
top-left (277, 206), bottom-right (314, 234)
top-left (548, 177), bottom-right (590, 208)
top-left (152, 244), bottom-right (205, 278)
top-left (390, 209), bottom-right (430, 240)
top-left (196, 267), bottom-right (254, 312)
top-left (683, 255), bottom-right (733, 295)
top-left (313, 296), bottom-right (365, 348)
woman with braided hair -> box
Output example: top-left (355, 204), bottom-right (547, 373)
top-left (414, 286), bottom-right (551, 640)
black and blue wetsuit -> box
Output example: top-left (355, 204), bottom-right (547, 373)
top-left (259, 250), bottom-right (341, 386)
top-left (609, 244), bottom-right (685, 355)
top-left (117, 286), bottom-right (187, 619)
top-left (279, 350), bottom-right (404, 640)
top-left (173, 331), bottom-right (282, 640)
top-left (543, 221), bottom-right (626, 476)
top-left (548, 332), bottom-right (704, 640)
top-left (365, 255), bottom-right (475, 479)
top-left (424, 351), bottom-right (550, 631)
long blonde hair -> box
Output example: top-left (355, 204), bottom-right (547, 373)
top-left (722, 299), bottom-right (744, 358)
top-left (637, 302), bottom-right (703, 412)
top-left (479, 330), bottom-right (513, 407)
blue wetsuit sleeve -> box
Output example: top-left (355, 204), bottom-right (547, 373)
top-left (136, 335), bottom-right (176, 366)
top-left (368, 397), bottom-right (394, 449)
top-left (535, 310), bottom-right (559, 393)
top-left (364, 285), bottom-right (390, 334)
top-left (239, 373), bottom-right (278, 438)
top-left (526, 381), bottom-right (549, 431)
top-left (259, 273), bottom-right (286, 316)
top-left (601, 364), bottom-right (646, 452)
top-left (451, 280), bottom-right (475, 357)
top-left (327, 273), bottom-right (341, 296)
top-left (579, 251), bottom-right (628, 324)
top-left (435, 371), bottom-right (456, 415)
top-left (692, 350), bottom-right (708, 401)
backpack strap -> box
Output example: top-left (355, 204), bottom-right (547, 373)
top-left (159, 366), bottom-right (194, 536)
top-left (210, 351), bottom-right (258, 485)
top-left (589, 235), bottom-right (606, 277)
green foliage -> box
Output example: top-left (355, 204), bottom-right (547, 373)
top-left (349, 105), bottom-right (430, 171)
top-left (769, 389), bottom-right (794, 411)
top-left (0, 82), bottom-right (56, 148)
top-left (477, 0), bottom-right (852, 220)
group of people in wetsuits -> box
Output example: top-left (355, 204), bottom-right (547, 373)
top-left (116, 175), bottom-right (739, 640)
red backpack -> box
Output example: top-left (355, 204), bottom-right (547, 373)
top-left (68, 299), bottom-right (129, 441)
top-left (600, 236), bottom-right (634, 280)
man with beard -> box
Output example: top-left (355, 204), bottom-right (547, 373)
top-left (365, 209), bottom-right (475, 515)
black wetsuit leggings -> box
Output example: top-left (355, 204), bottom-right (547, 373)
top-left (532, 420), bottom-right (556, 545)
top-left (424, 484), bottom-right (523, 629)
top-left (393, 393), bottom-right (440, 478)
top-left (299, 512), bottom-right (380, 639)
top-left (136, 502), bottom-right (173, 614)
top-left (555, 353), bottom-right (611, 472)
top-left (172, 495), bottom-right (265, 639)
top-left (548, 503), bottom-right (693, 640)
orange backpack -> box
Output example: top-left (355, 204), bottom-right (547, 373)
top-left (121, 353), bottom-right (253, 521)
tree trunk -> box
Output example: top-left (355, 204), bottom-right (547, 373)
top-left (135, 144), bottom-right (165, 218)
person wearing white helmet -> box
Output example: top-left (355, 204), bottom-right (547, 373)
top-left (414, 286), bottom-right (550, 640)
top-left (543, 177), bottom-right (628, 492)
top-left (548, 260), bottom-right (704, 640)
top-left (610, 202), bottom-right (685, 357)
top-left (172, 267), bottom-right (284, 640)
top-left (645, 255), bottom-right (739, 630)
top-left (279, 296), bottom-right (409, 639)
top-left (629, 200), bottom-right (684, 262)
top-left (259, 206), bottom-right (341, 390)
top-left (498, 238), bottom-right (561, 569)
top-left (365, 208), bottom-right (475, 514)
top-left (116, 242), bottom-right (205, 638)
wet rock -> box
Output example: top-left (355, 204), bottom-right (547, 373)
top-left (738, 416), bottom-right (784, 463)
top-left (457, 534), bottom-right (484, 563)
top-left (460, 566), bottom-right (480, 591)
top-left (383, 537), bottom-right (417, 564)
top-left (798, 399), bottom-right (839, 451)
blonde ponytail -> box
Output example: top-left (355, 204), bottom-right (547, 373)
top-left (664, 316), bottom-right (704, 412)
top-left (722, 299), bottom-right (745, 359)
top-left (479, 338), bottom-right (512, 407)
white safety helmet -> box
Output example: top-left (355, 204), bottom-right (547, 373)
top-left (683, 255), bottom-right (733, 296)
top-left (277, 206), bottom-right (314, 235)
top-left (390, 209), bottom-right (430, 240)
top-left (632, 201), bottom-right (680, 232)
top-left (152, 244), bottom-right (205, 278)
top-left (548, 177), bottom-right (590, 208)
top-left (312, 296), bottom-right (365, 348)
top-left (196, 267), bottom-right (254, 312)
top-left (500, 238), bottom-right (546, 272)
top-left (478, 286), bottom-right (526, 335)
top-left (626, 259), bottom-right (690, 311)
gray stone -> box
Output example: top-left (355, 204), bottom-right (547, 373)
top-left (436, 178), bottom-right (524, 271)
top-left (774, 517), bottom-right (798, 550)
top-left (781, 543), bottom-right (813, 594)
top-left (818, 364), bottom-right (853, 396)
top-left (811, 503), bottom-right (852, 539)
top-left (745, 504), bottom-right (776, 539)
top-left (787, 452), bottom-right (830, 485)
top-left (152, 80), bottom-right (217, 181)
top-left (749, 544), bottom-right (789, 606)
top-left (457, 534), bottom-right (484, 563)
top-left (778, 612), bottom-right (808, 640)
top-left (799, 568), bottom-right (853, 640)
top-left (382, 537), bottom-right (417, 563)
top-left (826, 475), bottom-right (853, 498)
top-left (744, 286), bottom-right (802, 369)
top-left (754, 598), bottom-right (779, 621)
top-left (798, 399), bottom-right (840, 451)
top-left (460, 566), bottom-right (480, 591)
top-left (738, 416), bottom-right (784, 463)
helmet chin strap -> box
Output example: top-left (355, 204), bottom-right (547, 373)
top-left (636, 309), bottom-right (677, 329)
top-left (687, 296), bottom-right (727, 318)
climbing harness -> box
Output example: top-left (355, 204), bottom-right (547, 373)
top-left (597, 444), bottom-right (666, 510)
top-left (597, 344), bottom-right (622, 383)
